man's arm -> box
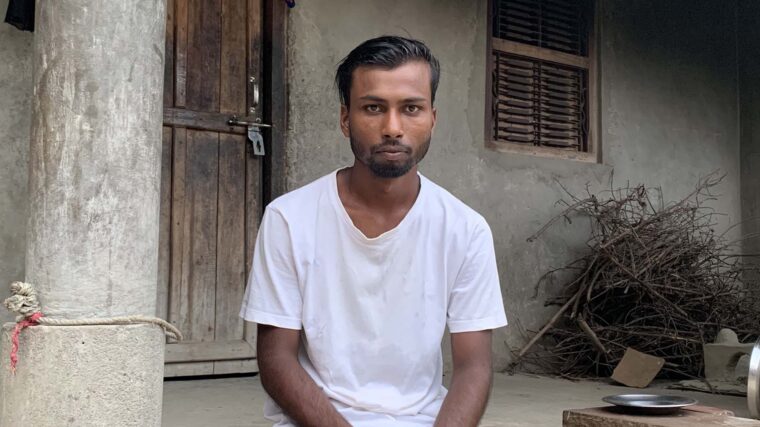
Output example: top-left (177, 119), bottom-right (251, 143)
top-left (434, 330), bottom-right (494, 427)
top-left (257, 324), bottom-right (351, 427)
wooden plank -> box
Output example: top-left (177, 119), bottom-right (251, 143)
top-left (487, 139), bottom-right (596, 162)
top-left (587, 0), bottom-right (600, 159)
top-left (163, 107), bottom-right (246, 134)
top-left (246, 0), bottom-right (266, 361)
top-left (168, 127), bottom-right (187, 343)
top-left (221, 0), bottom-right (247, 114)
top-left (180, 129), bottom-right (219, 343)
top-left (493, 37), bottom-right (589, 69)
top-left (164, 363), bottom-right (214, 377)
top-left (499, 55), bottom-right (535, 69)
top-left (486, 9), bottom-right (496, 144)
top-left (164, 0), bottom-right (176, 107)
top-left (186, 0), bottom-right (221, 111)
top-left (213, 358), bottom-right (258, 375)
top-left (247, 0), bottom-right (263, 115)
top-left (563, 407), bottom-right (760, 427)
top-left (245, 140), bottom-right (263, 358)
top-left (166, 340), bottom-right (255, 363)
top-left (157, 126), bottom-right (173, 320)
top-left (215, 134), bottom-right (247, 344)
top-left (263, 0), bottom-right (288, 202)
top-left (174, 0), bottom-right (188, 107)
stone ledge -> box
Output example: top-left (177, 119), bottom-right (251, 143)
top-left (0, 323), bottom-right (165, 426)
top-left (563, 407), bottom-right (760, 427)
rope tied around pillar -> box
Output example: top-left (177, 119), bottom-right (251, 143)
top-left (3, 281), bottom-right (183, 372)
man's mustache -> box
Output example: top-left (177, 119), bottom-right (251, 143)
top-left (372, 140), bottom-right (411, 153)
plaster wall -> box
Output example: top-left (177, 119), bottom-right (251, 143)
top-left (740, 0), bottom-right (760, 264)
top-left (0, 0), bottom-right (32, 322)
top-left (285, 0), bottom-right (742, 368)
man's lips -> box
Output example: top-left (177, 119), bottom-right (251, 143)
top-left (374, 146), bottom-right (410, 154)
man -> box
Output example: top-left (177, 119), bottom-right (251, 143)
top-left (240, 36), bottom-right (507, 426)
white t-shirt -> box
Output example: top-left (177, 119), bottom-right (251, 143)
top-left (240, 169), bottom-right (508, 426)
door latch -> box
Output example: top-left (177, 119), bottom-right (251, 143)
top-left (247, 126), bottom-right (265, 156)
top-left (228, 116), bottom-right (271, 157)
top-left (227, 116), bottom-right (272, 128)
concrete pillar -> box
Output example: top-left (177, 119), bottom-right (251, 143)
top-left (0, 1), bottom-right (168, 426)
top-left (26, 0), bottom-right (166, 319)
top-left (0, 324), bottom-right (165, 426)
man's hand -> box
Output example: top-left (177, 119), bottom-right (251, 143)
top-left (257, 324), bottom-right (351, 427)
top-left (434, 330), bottom-right (494, 427)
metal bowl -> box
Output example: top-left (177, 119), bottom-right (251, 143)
top-left (602, 394), bottom-right (697, 415)
top-left (748, 338), bottom-right (760, 419)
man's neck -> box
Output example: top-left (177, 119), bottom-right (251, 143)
top-left (340, 162), bottom-right (420, 212)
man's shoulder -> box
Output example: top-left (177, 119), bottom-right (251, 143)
top-left (422, 175), bottom-right (490, 230)
top-left (266, 171), bottom-right (334, 216)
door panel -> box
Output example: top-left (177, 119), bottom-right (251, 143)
top-left (179, 129), bottom-right (219, 343)
top-left (159, 0), bottom-right (263, 377)
top-left (216, 134), bottom-right (247, 343)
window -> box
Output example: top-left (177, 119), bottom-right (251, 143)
top-left (487, 0), bottom-right (597, 161)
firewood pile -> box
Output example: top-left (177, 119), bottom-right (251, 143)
top-left (513, 173), bottom-right (760, 378)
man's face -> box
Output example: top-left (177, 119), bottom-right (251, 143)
top-left (340, 60), bottom-right (437, 178)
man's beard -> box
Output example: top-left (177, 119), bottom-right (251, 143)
top-left (349, 133), bottom-right (431, 179)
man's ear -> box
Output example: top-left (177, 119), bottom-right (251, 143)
top-left (431, 107), bottom-right (437, 134)
top-left (340, 105), bottom-right (350, 138)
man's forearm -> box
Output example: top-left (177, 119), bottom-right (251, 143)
top-left (434, 365), bottom-right (492, 427)
top-left (259, 354), bottom-right (350, 427)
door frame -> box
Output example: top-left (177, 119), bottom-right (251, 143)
top-left (263, 0), bottom-right (289, 204)
top-left (160, 0), bottom-right (289, 376)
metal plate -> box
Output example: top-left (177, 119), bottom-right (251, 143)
top-left (603, 394), bottom-right (697, 414)
top-left (748, 338), bottom-right (760, 419)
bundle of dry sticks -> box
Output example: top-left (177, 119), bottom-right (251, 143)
top-left (514, 173), bottom-right (760, 378)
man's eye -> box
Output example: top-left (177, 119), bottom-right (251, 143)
top-left (406, 105), bottom-right (421, 113)
top-left (365, 105), bottom-right (381, 113)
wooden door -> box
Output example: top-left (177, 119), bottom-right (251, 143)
top-left (158, 0), bottom-right (263, 377)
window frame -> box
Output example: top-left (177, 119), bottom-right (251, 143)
top-left (485, 0), bottom-right (600, 163)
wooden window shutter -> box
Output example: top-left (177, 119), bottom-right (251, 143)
top-left (490, 0), bottom-right (595, 155)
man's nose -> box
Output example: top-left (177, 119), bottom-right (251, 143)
top-left (382, 110), bottom-right (404, 139)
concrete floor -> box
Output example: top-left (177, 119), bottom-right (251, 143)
top-left (162, 373), bottom-right (751, 426)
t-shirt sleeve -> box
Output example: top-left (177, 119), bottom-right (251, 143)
top-left (239, 207), bottom-right (303, 330)
top-left (447, 218), bottom-right (508, 333)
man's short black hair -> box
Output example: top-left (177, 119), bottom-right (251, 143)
top-left (335, 36), bottom-right (440, 108)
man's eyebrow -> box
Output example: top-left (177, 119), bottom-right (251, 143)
top-left (358, 95), bottom-right (387, 102)
top-left (357, 95), bottom-right (429, 103)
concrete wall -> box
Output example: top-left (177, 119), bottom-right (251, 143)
top-left (285, 0), bottom-right (742, 369)
top-left (740, 0), bottom-right (760, 264)
top-left (0, 0), bottom-right (32, 322)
